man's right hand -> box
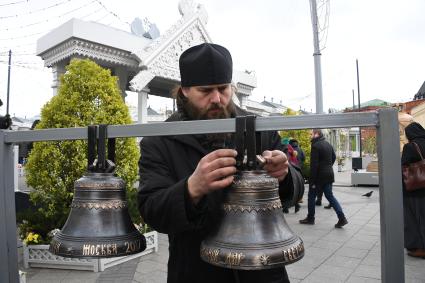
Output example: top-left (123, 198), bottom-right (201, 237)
top-left (187, 149), bottom-right (237, 204)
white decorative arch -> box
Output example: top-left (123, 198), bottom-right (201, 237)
top-left (130, 1), bottom-right (211, 92)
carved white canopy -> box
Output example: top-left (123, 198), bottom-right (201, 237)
top-left (36, 0), bottom-right (256, 103)
top-left (130, 1), bottom-right (211, 92)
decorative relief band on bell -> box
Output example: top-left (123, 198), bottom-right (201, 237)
top-left (50, 239), bottom-right (142, 256)
top-left (71, 200), bottom-right (127, 210)
top-left (201, 239), bottom-right (304, 269)
top-left (75, 183), bottom-right (124, 189)
top-left (201, 248), bottom-right (221, 264)
top-left (233, 178), bottom-right (278, 189)
top-left (225, 252), bottom-right (245, 266)
top-left (259, 254), bottom-right (270, 265)
top-left (282, 241), bottom-right (304, 262)
top-left (222, 199), bottom-right (282, 213)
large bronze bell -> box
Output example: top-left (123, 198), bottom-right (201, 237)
top-left (200, 116), bottom-right (304, 269)
top-left (50, 125), bottom-right (146, 258)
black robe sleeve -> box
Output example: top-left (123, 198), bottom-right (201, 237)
top-left (138, 137), bottom-right (200, 234)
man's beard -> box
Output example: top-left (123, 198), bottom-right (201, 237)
top-left (179, 94), bottom-right (236, 149)
top-left (184, 98), bottom-right (236, 120)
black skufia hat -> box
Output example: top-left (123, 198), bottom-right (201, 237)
top-left (179, 43), bottom-right (233, 87)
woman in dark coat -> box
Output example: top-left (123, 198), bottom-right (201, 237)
top-left (402, 122), bottom-right (425, 258)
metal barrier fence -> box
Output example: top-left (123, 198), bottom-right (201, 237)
top-left (0, 109), bottom-right (404, 282)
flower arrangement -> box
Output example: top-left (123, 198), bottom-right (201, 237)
top-left (23, 232), bottom-right (42, 245)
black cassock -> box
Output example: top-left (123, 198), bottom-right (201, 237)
top-left (137, 110), bottom-right (303, 283)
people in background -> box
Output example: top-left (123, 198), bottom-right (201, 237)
top-left (282, 137), bottom-right (303, 213)
top-left (402, 122), bottom-right (425, 259)
top-left (289, 139), bottom-right (305, 168)
top-left (299, 129), bottom-right (348, 228)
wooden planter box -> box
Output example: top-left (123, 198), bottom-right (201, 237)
top-left (23, 231), bottom-right (158, 272)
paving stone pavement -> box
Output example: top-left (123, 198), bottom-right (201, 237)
top-left (19, 171), bottom-right (425, 282)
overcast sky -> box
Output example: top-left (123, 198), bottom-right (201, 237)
top-left (1, 0), bottom-right (424, 118)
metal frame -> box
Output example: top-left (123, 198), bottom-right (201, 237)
top-left (0, 109), bottom-right (404, 282)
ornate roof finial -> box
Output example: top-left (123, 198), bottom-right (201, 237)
top-left (178, 0), bottom-right (208, 24)
top-left (178, 0), bottom-right (196, 16)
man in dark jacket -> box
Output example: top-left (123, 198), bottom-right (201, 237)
top-left (299, 129), bottom-right (348, 228)
top-left (138, 43), bottom-right (304, 283)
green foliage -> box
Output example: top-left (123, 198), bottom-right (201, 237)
top-left (363, 136), bottom-right (377, 155)
top-left (350, 135), bottom-right (357, 152)
top-left (21, 59), bottom-right (140, 243)
top-left (279, 109), bottom-right (311, 178)
top-left (339, 132), bottom-right (347, 153)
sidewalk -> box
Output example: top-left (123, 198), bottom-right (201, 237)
top-left (20, 171), bottom-right (425, 282)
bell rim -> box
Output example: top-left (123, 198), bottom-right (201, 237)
top-left (49, 231), bottom-right (147, 258)
top-left (200, 238), bottom-right (304, 269)
top-left (53, 230), bottom-right (144, 242)
top-left (201, 237), bottom-right (301, 250)
top-left (201, 254), bottom-right (304, 270)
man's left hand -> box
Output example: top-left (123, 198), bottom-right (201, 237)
top-left (262, 150), bottom-right (289, 182)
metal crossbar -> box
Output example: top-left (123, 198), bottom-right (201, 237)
top-left (0, 109), bottom-right (404, 282)
top-left (3, 112), bottom-right (378, 143)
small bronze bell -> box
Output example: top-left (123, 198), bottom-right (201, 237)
top-left (50, 125), bottom-right (146, 258)
top-left (200, 116), bottom-right (304, 269)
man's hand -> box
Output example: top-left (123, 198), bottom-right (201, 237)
top-left (262, 150), bottom-right (289, 182)
top-left (188, 149), bottom-right (237, 204)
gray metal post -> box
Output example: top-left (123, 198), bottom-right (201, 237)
top-left (377, 108), bottom-right (405, 283)
top-left (357, 59), bottom-right (363, 156)
top-left (309, 0), bottom-right (324, 114)
top-left (6, 50), bottom-right (12, 115)
top-left (0, 131), bottom-right (19, 283)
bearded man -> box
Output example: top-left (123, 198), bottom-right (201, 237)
top-left (138, 43), bottom-right (303, 283)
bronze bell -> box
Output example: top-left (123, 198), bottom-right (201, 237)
top-left (200, 116), bottom-right (304, 269)
top-left (50, 125), bottom-right (146, 258)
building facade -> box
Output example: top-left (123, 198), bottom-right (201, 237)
top-left (36, 1), bottom-right (257, 124)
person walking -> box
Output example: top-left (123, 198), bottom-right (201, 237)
top-left (299, 129), bottom-right (348, 228)
top-left (288, 138), bottom-right (306, 213)
top-left (289, 139), bottom-right (305, 168)
top-left (138, 43), bottom-right (304, 283)
top-left (402, 122), bottom-right (425, 258)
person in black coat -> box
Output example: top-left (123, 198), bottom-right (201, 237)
top-left (0, 99), bottom-right (12, 130)
top-left (402, 122), bottom-right (425, 258)
top-left (299, 129), bottom-right (348, 228)
top-left (138, 43), bottom-right (304, 283)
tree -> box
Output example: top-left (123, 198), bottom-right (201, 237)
top-left (279, 108), bottom-right (311, 179)
top-left (363, 136), bottom-right (377, 156)
top-left (20, 59), bottom-right (140, 243)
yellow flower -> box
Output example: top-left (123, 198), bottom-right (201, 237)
top-left (24, 232), bottom-right (41, 245)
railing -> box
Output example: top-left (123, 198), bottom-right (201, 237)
top-left (0, 109), bottom-right (404, 283)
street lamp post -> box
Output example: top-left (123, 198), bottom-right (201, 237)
top-left (356, 59), bottom-right (362, 157)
